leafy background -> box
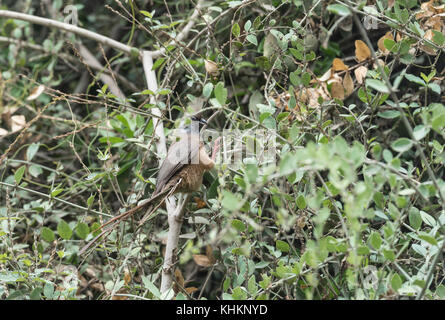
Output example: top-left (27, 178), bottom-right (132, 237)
top-left (0, 0), bottom-right (445, 300)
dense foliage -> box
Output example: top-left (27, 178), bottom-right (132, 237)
top-left (0, 0), bottom-right (445, 300)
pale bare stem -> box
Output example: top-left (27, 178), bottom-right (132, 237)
top-left (77, 44), bottom-right (126, 101)
top-left (0, 182), bottom-right (112, 218)
top-left (0, 10), bottom-right (137, 56)
top-left (160, 193), bottom-right (192, 294)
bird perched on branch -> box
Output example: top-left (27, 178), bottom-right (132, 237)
top-left (79, 116), bottom-right (220, 255)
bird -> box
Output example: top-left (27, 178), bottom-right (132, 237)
top-left (79, 116), bottom-right (220, 255)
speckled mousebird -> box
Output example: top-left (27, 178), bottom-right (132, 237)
top-left (79, 116), bottom-right (220, 255)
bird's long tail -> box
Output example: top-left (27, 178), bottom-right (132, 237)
top-left (78, 180), bottom-right (182, 256)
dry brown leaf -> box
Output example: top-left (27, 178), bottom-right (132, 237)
top-left (26, 85), bottom-right (45, 101)
top-left (420, 29), bottom-right (438, 55)
top-left (332, 58), bottom-right (349, 71)
top-left (112, 291), bottom-right (129, 300)
top-left (175, 268), bottom-right (185, 287)
top-left (354, 66), bottom-right (368, 84)
top-left (124, 269), bottom-right (131, 285)
top-left (378, 32), bottom-right (394, 54)
top-left (343, 72), bottom-right (354, 97)
top-left (373, 59), bottom-right (386, 70)
top-left (416, 1), bottom-right (436, 19)
top-left (10, 115), bottom-right (26, 132)
top-left (204, 60), bottom-right (219, 75)
top-left (205, 245), bottom-right (215, 264)
top-left (330, 82), bottom-right (345, 100)
top-left (355, 40), bottom-right (371, 62)
top-left (194, 197), bottom-right (206, 209)
top-left (185, 287), bottom-right (198, 294)
top-left (425, 16), bottom-right (442, 30)
top-left (193, 254), bottom-right (214, 267)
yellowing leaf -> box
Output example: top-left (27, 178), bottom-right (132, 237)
top-left (355, 40), bottom-right (371, 62)
top-left (332, 58), bottom-right (349, 71)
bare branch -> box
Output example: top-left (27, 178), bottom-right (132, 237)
top-left (0, 10), bottom-right (138, 56)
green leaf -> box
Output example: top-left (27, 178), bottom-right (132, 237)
top-left (279, 153), bottom-right (296, 175)
top-left (214, 82), bottom-right (227, 105)
top-left (383, 39), bottom-right (397, 52)
top-left (383, 249), bottom-right (395, 261)
top-left (87, 194), bottom-right (95, 207)
top-left (405, 74), bottom-right (425, 86)
top-left (202, 82), bottom-right (213, 98)
top-left (413, 125), bottom-right (430, 141)
top-left (432, 30), bottom-right (445, 46)
top-left (247, 275), bottom-right (257, 295)
top-left (151, 57), bottom-right (165, 70)
top-left (289, 71), bottom-right (301, 86)
top-left (91, 222), bottom-right (101, 237)
top-left (327, 4), bottom-right (351, 16)
top-left (26, 143), bottom-right (40, 161)
top-left (419, 233), bottom-right (438, 246)
top-left (142, 277), bottom-right (161, 299)
top-left (246, 34), bottom-right (258, 46)
top-left (14, 166), bottom-right (26, 184)
top-left (232, 23), bottom-right (240, 37)
top-left (420, 211), bottom-right (436, 227)
top-left (369, 232), bottom-right (382, 250)
top-left (29, 165), bottom-right (43, 178)
top-left (377, 110), bottom-right (400, 119)
top-left (232, 286), bottom-right (247, 300)
top-left (43, 283), bottom-right (54, 299)
top-left (41, 227), bottom-right (55, 242)
top-left (428, 83), bottom-right (441, 95)
top-left (156, 88), bottom-right (172, 95)
top-left (75, 222), bottom-right (90, 240)
top-left (301, 72), bottom-right (311, 86)
top-left (391, 273), bottom-right (402, 291)
top-left (57, 220), bottom-right (72, 240)
top-left (408, 208), bottom-right (422, 229)
top-left (276, 240), bottom-right (290, 253)
top-left (140, 10), bottom-right (152, 18)
top-left (436, 284), bottom-right (445, 298)
top-left (296, 194), bottom-right (307, 210)
top-left (231, 219), bottom-right (246, 232)
top-left (222, 190), bottom-right (240, 211)
top-left (391, 138), bottom-right (413, 153)
top-left (51, 188), bottom-right (63, 197)
top-left (366, 79), bottom-right (390, 93)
